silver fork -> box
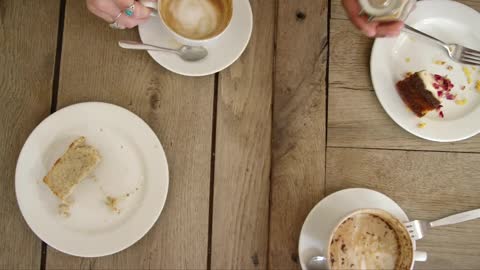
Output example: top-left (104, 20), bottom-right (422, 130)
top-left (404, 208), bottom-right (480, 240)
top-left (402, 24), bottom-right (480, 66)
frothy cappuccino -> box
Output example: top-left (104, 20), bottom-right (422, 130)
top-left (160, 0), bottom-right (232, 40)
top-left (328, 209), bottom-right (414, 270)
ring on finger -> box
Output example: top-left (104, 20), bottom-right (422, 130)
top-left (124, 1), bottom-right (136, 17)
top-left (109, 12), bottom-right (124, 29)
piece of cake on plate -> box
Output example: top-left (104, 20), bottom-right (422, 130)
top-left (43, 137), bottom-right (101, 201)
top-left (396, 71), bottom-right (453, 117)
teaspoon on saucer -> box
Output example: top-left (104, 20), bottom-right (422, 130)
top-left (118, 40), bottom-right (208, 62)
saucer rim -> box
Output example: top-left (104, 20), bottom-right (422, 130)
top-left (298, 188), bottom-right (411, 270)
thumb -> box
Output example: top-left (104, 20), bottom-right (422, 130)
top-left (134, 2), bottom-right (152, 19)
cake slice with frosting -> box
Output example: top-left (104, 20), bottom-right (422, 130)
top-left (396, 71), bottom-right (442, 117)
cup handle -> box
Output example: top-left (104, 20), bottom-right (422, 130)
top-left (139, 0), bottom-right (159, 16)
top-left (307, 256), bottom-right (328, 270)
top-left (414, 251), bottom-right (427, 262)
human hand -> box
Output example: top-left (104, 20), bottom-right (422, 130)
top-left (342, 0), bottom-right (404, 37)
top-left (86, 0), bottom-right (151, 29)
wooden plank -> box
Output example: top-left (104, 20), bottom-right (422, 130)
top-left (326, 147), bottom-right (480, 270)
top-left (328, 19), bottom-right (480, 152)
top-left (332, 0), bottom-right (480, 20)
top-left (268, 0), bottom-right (328, 269)
top-left (210, 0), bottom-right (274, 268)
top-left (0, 0), bottom-right (59, 268)
top-left (46, 1), bottom-right (214, 269)
top-left (329, 19), bottom-right (373, 93)
top-left (331, 1), bottom-right (347, 20)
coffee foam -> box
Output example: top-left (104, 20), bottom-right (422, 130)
top-left (163, 0), bottom-right (228, 40)
top-left (328, 210), bottom-right (414, 270)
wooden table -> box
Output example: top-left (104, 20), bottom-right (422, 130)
top-left (2, 0), bottom-right (480, 269)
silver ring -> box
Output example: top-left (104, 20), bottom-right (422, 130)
top-left (109, 12), bottom-right (124, 29)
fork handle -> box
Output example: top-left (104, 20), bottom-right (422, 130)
top-left (430, 209), bottom-right (480, 228)
top-left (402, 24), bottom-right (450, 51)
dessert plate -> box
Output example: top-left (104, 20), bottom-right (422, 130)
top-left (371, 0), bottom-right (480, 142)
top-left (298, 188), bottom-right (412, 270)
top-left (16, 102), bottom-right (169, 257)
top-left (138, 0), bottom-right (253, 76)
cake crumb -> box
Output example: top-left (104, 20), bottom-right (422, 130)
top-left (434, 60), bottom-right (446, 65)
top-left (405, 72), bottom-right (413, 78)
top-left (463, 67), bottom-right (472, 84)
top-left (446, 65), bottom-right (453, 71)
top-left (455, 98), bottom-right (467, 106)
top-left (405, 57), bottom-right (411, 63)
top-left (105, 196), bottom-right (120, 214)
top-left (476, 81), bottom-right (480, 93)
top-left (58, 203), bottom-right (71, 218)
top-left (417, 122), bottom-right (427, 128)
top-left (461, 85), bottom-right (466, 90)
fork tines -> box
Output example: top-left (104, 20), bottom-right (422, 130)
top-left (461, 47), bottom-right (480, 65)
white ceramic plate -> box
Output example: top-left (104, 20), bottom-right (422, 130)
top-left (371, 0), bottom-right (480, 142)
top-left (138, 0), bottom-right (253, 77)
top-left (15, 102), bottom-right (169, 257)
top-left (298, 188), bottom-right (411, 270)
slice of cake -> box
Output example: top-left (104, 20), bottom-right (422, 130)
top-left (43, 137), bottom-right (101, 200)
top-left (396, 71), bottom-right (441, 117)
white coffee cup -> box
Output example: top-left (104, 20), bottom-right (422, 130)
top-left (139, 0), bottom-right (233, 46)
top-left (312, 209), bottom-right (427, 270)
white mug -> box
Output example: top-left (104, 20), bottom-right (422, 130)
top-left (139, 0), bottom-right (233, 46)
top-left (313, 209), bottom-right (427, 270)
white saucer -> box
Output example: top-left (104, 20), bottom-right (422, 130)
top-left (138, 0), bottom-right (253, 76)
top-left (298, 188), bottom-right (411, 270)
top-left (15, 102), bottom-right (169, 257)
top-left (371, 0), bottom-right (480, 142)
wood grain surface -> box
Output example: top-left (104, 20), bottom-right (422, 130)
top-left (328, 19), bottom-right (480, 152)
top-left (210, 0), bottom-right (274, 268)
top-left (5, 0), bottom-right (480, 269)
top-left (46, 1), bottom-right (214, 269)
top-left (0, 0), bottom-right (59, 269)
top-left (269, 0), bottom-right (328, 269)
top-left (326, 147), bottom-right (480, 270)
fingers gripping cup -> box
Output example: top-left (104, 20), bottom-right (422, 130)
top-left (139, 0), bottom-right (233, 46)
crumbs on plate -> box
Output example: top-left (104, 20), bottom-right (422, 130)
top-left (417, 122), bottom-right (427, 128)
top-left (105, 196), bottom-right (120, 214)
top-left (463, 67), bottom-right (472, 84)
top-left (58, 202), bottom-right (71, 218)
top-left (455, 98), bottom-right (467, 106)
top-left (405, 57), bottom-right (411, 63)
top-left (446, 65), bottom-right (453, 71)
top-left (476, 80), bottom-right (480, 93)
top-left (434, 60), bottom-right (446, 65)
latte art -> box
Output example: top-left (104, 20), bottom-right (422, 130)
top-left (161, 0), bottom-right (232, 40)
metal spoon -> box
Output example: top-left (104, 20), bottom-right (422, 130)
top-left (308, 256), bottom-right (327, 270)
top-left (118, 40), bottom-right (208, 62)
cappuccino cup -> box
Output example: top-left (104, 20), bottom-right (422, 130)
top-left (316, 209), bottom-right (427, 270)
top-left (140, 0), bottom-right (233, 46)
